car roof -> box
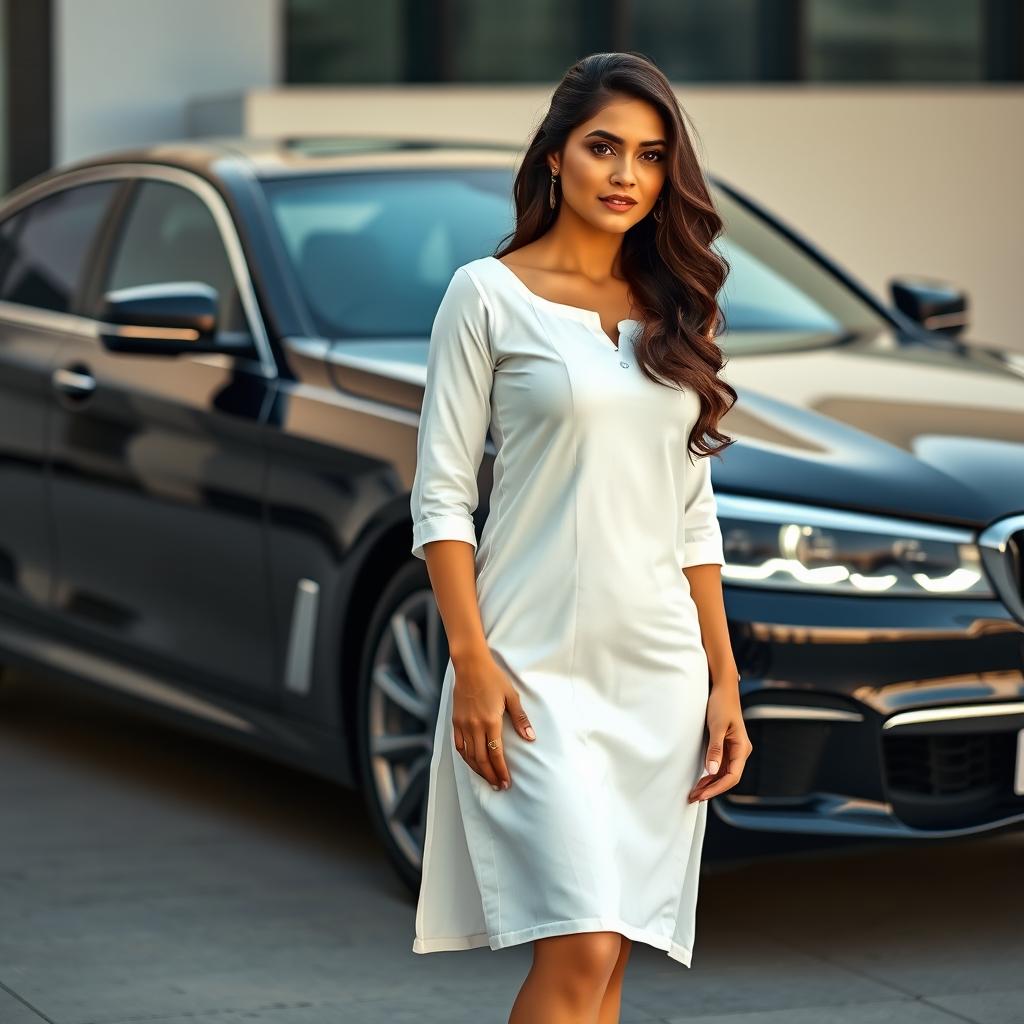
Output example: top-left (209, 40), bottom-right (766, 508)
top-left (50, 134), bottom-right (525, 183)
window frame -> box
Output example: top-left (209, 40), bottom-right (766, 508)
top-left (0, 164), bottom-right (277, 380)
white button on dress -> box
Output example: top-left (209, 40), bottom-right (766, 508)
top-left (410, 255), bottom-right (726, 967)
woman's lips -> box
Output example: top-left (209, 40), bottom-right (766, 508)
top-left (599, 197), bottom-right (637, 212)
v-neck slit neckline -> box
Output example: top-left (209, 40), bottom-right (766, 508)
top-left (488, 255), bottom-right (638, 352)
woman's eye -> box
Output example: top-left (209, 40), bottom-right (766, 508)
top-left (589, 142), bottom-right (665, 162)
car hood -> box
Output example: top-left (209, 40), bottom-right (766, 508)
top-left (328, 326), bottom-right (1024, 529)
top-left (716, 327), bottom-right (1024, 527)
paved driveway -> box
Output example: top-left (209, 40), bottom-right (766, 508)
top-left (0, 667), bottom-right (1021, 1024)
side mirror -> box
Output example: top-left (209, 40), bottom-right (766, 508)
top-left (97, 281), bottom-right (258, 358)
top-left (889, 276), bottom-right (969, 337)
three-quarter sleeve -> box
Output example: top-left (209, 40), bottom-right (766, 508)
top-left (410, 266), bottom-right (494, 561)
top-left (681, 449), bottom-right (725, 569)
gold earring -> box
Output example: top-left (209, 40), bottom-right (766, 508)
top-left (549, 172), bottom-right (558, 209)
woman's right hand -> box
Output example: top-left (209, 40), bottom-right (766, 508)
top-left (451, 649), bottom-right (536, 791)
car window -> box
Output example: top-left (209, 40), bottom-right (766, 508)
top-left (262, 168), bottom-right (889, 341)
top-left (104, 180), bottom-right (247, 332)
top-left (262, 169), bottom-right (515, 338)
top-left (0, 181), bottom-right (119, 314)
top-left (713, 188), bottom-right (888, 343)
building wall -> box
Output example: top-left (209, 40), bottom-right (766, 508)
top-left (52, 0), bottom-right (281, 166)
top-left (215, 84), bottom-right (1024, 351)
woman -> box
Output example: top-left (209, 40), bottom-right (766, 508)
top-left (409, 51), bottom-right (752, 1023)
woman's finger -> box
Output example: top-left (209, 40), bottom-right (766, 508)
top-left (690, 769), bottom-right (741, 802)
top-left (453, 724), bottom-right (466, 757)
top-left (688, 746), bottom-right (748, 801)
top-left (485, 725), bottom-right (511, 790)
top-left (471, 725), bottom-right (501, 788)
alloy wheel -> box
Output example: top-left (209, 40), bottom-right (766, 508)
top-left (365, 583), bottom-right (448, 871)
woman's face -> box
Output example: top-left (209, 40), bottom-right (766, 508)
top-left (549, 95), bottom-right (669, 233)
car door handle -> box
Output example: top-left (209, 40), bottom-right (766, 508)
top-left (52, 366), bottom-right (97, 397)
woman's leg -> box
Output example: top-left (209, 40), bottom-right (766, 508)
top-left (596, 936), bottom-right (632, 1024)
top-left (508, 931), bottom-right (623, 1023)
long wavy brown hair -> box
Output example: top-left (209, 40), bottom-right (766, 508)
top-left (494, 51), bottom-right (736, 460)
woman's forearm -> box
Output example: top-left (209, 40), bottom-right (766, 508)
top-left (683, 563), bottom-right (739, 690)
top-left (422, 539), bottom-right (491, 667)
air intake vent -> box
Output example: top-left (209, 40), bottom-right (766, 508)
top-left (885, 732), bottom-right (1004, 796)
top-left (882, 729), bottom-right (1024, 829)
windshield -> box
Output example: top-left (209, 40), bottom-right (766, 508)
top-left (261, 168), bottom-right (889, 340)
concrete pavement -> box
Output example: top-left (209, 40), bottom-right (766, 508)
top-left (1, 666), bottom-right (1021, 1024)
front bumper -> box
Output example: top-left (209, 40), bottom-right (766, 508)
top-left (714, 588), bottom-right (1024, 838)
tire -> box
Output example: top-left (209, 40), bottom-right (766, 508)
top-left (355, 558), bottom-right (449, 896)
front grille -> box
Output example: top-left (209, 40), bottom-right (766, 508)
top-left (882, 728), bottom-right (1023, 829)
top-left (978, 517), bottom-right (1024, 624)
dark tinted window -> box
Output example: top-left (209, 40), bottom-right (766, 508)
top-left (105, 180), bottom-right (246, 332)
top-left (261, 169), bottom-right (516, 338)
top-left (807, 0), bottom-right (984, 81)
top-left (285, 0), bottom-right (992, 84)
top-left (0, 181), bottom-right (119, 313)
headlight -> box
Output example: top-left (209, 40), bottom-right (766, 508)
top-left (716, 495), bottom-right (992, 597)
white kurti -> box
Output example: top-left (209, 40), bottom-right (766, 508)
top-left (409, 255), bottom-right (726, 967)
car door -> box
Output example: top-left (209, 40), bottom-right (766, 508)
top-left (46, 169), bottom-right (279, 703)
top-left (0, 179), bottom-right (123, 623)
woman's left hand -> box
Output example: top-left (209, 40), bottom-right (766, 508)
top-left (687, 683), bottom-right (753, 803)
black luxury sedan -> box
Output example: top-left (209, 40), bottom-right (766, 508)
top-left (0, 135), bottom-right (1022, 892)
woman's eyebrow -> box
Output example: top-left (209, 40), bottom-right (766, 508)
top-left (584, 129), bottom-right (667, 147)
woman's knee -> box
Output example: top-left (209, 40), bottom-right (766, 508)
top-left (533, 930), bottom-right (623, 982)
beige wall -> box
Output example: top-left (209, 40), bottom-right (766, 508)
top-left (197, 85), bottom-right (1024, 353)
top-left (55, 0), bottom-right (281, 167)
